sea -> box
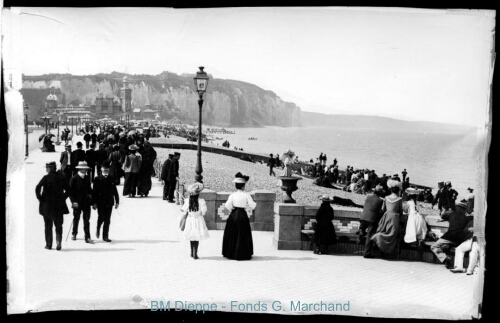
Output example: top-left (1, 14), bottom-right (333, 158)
top-left (207, 126), bottom-right (482, 198)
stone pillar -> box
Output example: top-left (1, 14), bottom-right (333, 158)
top-left (199, 189), bottom-right (217, 230)
top-left (252, 190), bottom-right (276, 231)
top-left (273, 203), bottom-right (304, 250)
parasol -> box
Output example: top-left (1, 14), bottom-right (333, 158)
top-left (280, 149), bottom-right (295, 161)
top-left (38, 134), bottom-right (46, 142)
top-left (128, 130), bottom-right (137, 136)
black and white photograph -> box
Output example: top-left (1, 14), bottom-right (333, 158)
top-left (2, 5), bottom-right (494, 320)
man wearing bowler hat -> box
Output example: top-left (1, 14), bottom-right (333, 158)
top-left (69, 161), bottom-right (93, 243)
top-left (35, 161), bottom-right (70, 250)
top-left (167, 152), bottom-right (181, 203)
top-left (92, 161), bottom-right (119, 242)
top-left (161, 153), bottom-right (174, 200)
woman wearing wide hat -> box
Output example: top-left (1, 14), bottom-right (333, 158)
top-left (122, 144), bottom-right (142, 197)
top-left (222, 173), bottom-right (257, 260)
top-left (314, 195), bottom-right (337, 254)
top-left (368, 179), bottom-right (404, 257)
top-left (181, 183), bottom-right (210, 259)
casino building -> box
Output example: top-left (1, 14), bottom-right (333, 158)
top-left (38, 76), bottom-right (134, 125)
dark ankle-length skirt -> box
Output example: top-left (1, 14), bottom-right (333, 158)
top-left (222, 207), bottom-right (253, 260)
top-left (137, 168), bottom-right (152, 195)
top-left (123, 172), bottom-right (139, 196)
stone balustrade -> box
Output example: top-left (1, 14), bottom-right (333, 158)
top-left (192, 189), bottom-right (276, 231)
top-left (272, 202), bottom-right (453, 264)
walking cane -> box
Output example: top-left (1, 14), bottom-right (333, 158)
top-left (65, 220), bottom-right (74, 242)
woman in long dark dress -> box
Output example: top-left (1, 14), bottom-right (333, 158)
top-left (314, 195), bottom-right (337, 254)
top-left (222, 172), bottom-right (257, 260)
top-left (137, 142), bottom-right (157, 197)
top-left (369, 179), bottom-right (404, 257)
top-left (108, 145), bottom-right (122, 185)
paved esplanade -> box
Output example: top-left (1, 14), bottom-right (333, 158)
top-left (21, 143), bottom-right (473, 319)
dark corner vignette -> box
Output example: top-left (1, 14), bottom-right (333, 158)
top-left (2, 62), bottom-right (10, 317)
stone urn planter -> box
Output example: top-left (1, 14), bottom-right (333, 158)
top-left (278, 176), bottom-right (302, 203)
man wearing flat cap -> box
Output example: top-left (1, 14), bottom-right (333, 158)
top-left (69, 161), bottom-right (93, 243)
top-left (35, 161), bottom-right (70, 250)
top-left (167, 152), bottom-right (180, 203)
top-left (161, 154), bottom-right (174, 200)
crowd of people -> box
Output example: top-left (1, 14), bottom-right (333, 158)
top-left (313, 178), bottom-right (477, 275)
top-left (36, 122), bottom-right (160, 248)
top-left (34, 131), bottom-right (478, 274)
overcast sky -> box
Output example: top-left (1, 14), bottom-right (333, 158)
top-left (14, 7), bottom-right (495, 127)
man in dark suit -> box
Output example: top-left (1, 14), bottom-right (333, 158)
top-left (167, 152), bottom-right (180, 203)
top-left (92, 161), bottom-right (119, 242)
top-left (85, 143), bottom-right (97, 180)
top-left (267, 153), bottom-right (276, 176)
top-left (59, 144), bottom-right (73, 183)
top-left (71, 142), bottom-right (87, 177)
top-left (83, 132), bottom-right (91, 149)
top-left (432, 181), bottom-right (453, 218)
top-left (402, 169), bottom-right (408, 182)
top-left (161, 154), bottom-right (173, 200)
top-left (90, 131), bottom-right (97, 146)
top-left (95, 143), bottom-right (108, 177)
top-left (69, 161), bottom-right (93, 243)
top-left (358, 185), bottom-right (384, 258)
top-left (35, 161), bottom-right (70, 250)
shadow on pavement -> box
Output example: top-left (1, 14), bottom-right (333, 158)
top-left (61, 248), bottom-right (135, 252)
top-left (109, 239), bottom-right (181, 244)
top-left (200, 256), bottom-right (318, 261)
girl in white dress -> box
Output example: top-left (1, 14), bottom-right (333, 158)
top-left (404, 188), bottom-right (428, 245)
top-left (181, 183), bottom-right (209, 259)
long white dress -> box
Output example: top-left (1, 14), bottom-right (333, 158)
top-left (404, 200), bottom-right (428, 243)
top-left (181, 198), bottom-right (210, 241)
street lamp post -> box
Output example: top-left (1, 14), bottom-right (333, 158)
top-left (24, 104), bottom-right (29, 157)
top-left (56, 111), bottom-right (62, 145)
top-left (193, 66), bottom-right (209, 183)
top-left (43, 108), bottom-right (49, 135)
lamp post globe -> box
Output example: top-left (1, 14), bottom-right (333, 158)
top-left (193, 67), bottom-right (209, 183)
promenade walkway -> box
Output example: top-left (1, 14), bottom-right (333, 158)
top-left (17, 143), bottom-right (475, 319)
